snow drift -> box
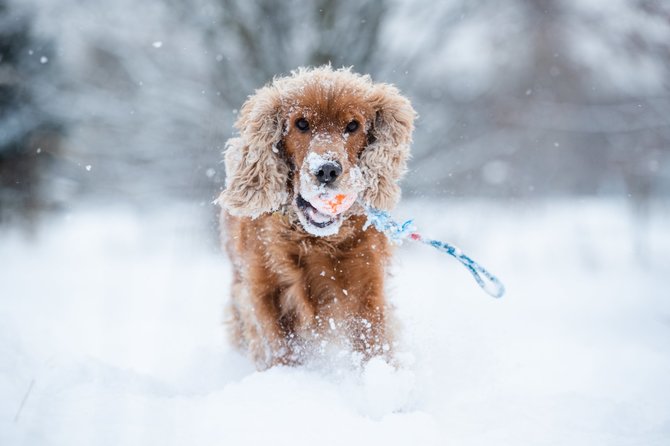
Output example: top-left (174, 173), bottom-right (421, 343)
top-left (1, 199), bottom-right (669, 445)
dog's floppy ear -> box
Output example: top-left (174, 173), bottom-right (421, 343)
top-left (218, 85), bottom-right (289, 218)
top-left (360, 83), bottom-right (416, 211)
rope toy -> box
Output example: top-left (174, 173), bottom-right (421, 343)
top-left (363, 206), bottom-right (506, 298)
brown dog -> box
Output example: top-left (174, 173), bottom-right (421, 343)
top-left (218, 66), bottom-right (415, 369)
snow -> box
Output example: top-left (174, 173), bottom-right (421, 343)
top-left (305, 151), bottom-right (336, 173)
top-left (1, 199), bottom-right (669, 445)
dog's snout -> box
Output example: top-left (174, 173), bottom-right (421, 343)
top-left (315, 162), bottom-right (342, 184)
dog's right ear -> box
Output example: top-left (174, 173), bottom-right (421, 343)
top-left (217, 85), bottom-right (289, 218)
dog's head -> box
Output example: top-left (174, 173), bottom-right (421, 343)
top-left (219, 66), bottom-right (415, 236)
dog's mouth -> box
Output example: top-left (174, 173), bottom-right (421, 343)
top-left (294, 155), bottom-right (361, 237)
top-left (295, 194), bottom-right (343, 236)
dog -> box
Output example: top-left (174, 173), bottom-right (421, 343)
top-left (217, 66), bottom-right (415, 369)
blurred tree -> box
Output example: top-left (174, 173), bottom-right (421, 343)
top-left (202, 0), bottom-right (389, 105)
top-left (9, 0), bottom-right (669, 214)
top-left (9, 0), bottom-right (389, 207)
top-left (186, 0), bottom-right (388, 201)
top-left (0, 0), bottom-right (62, 225)
top-left (390, 0), bottom-right (670, 201)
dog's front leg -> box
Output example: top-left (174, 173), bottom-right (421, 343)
top-left (339, 233), bottom-right (394, 362)
top-left (238, 272), bottom-right (296, 369)
top-left (349, 301), bottom-right (391, 361)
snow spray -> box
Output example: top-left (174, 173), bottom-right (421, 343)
top-left (363, 206), bottom-right (506, 298)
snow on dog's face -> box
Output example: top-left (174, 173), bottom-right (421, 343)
top-left (295, 152), bottom-right (361, 236)
top-left (218, 66), bottom-right (415, 236)
top-left (283, 89), bottom-right (371, 236)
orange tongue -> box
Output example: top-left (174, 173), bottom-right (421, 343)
top-left (326, 194), bottom-right (348, 214)
top-left (312, 193), bottom-right (356, 216)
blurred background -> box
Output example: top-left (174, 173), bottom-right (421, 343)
top-left (1, 0), bottom-right (668, 227)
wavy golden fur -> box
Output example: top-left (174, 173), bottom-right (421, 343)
top-left (218, 66), bottom-right (415, 369)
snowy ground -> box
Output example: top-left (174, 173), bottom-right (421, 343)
top-left (1, 199), bottom-right (669, 446)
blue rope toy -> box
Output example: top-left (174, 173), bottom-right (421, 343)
top-left (363, 206), bottom-right (506, 299)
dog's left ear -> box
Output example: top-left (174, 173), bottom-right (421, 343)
top-left (218, 85), bottom-right (289, 218)
top-left (360, 83), bottom-right (416, 211)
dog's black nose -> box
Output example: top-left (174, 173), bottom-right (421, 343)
top-left (315, 162), bottom-right (342, 184)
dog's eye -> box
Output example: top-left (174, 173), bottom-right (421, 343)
top-left (295, 118), bottom-right (310, 132)
top-left (345, 120), bottom-right (359, 133)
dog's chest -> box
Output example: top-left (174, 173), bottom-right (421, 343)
top-left (274, 237), bottom-right (384, 302)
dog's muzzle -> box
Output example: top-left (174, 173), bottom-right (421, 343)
top-left (294, 152), bottom-right (362, 236)
top-left (296, 194), bottom-right (338, 228)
